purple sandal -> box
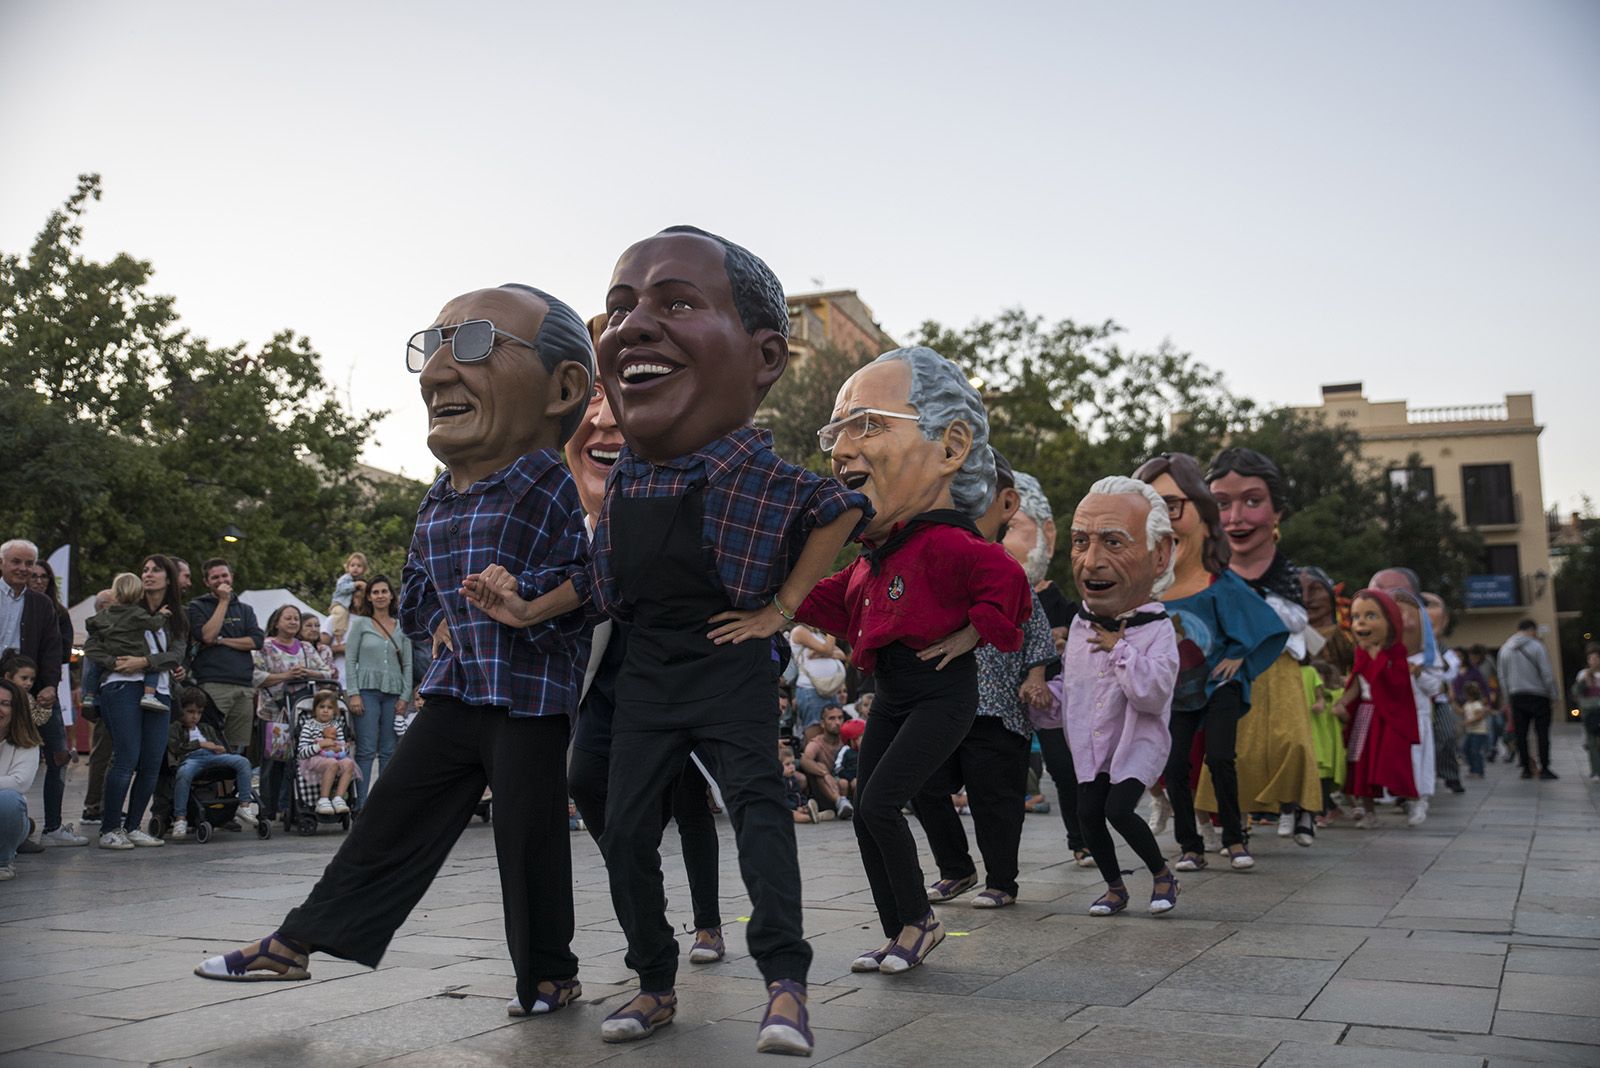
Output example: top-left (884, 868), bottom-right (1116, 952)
top-left (507, 978), bottom-right (583, 1016)
top-left (600, 989), bottom-right (676, 1043)
top-left (926, 873), bottom-right (978, 903)
top-left (194, 930), bottom-right (310, 982)
top-left (851, 943), bottom-right (892, 973)
top-left (756, 978), bottom-right (813, 1056)
top-left (1089, 884), bottom-right (1129, 917)
top-left (879, 911), bottom-right (944, 974)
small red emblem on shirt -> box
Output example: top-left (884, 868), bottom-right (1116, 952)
top-left (888, 576), bottom-right (905, 600)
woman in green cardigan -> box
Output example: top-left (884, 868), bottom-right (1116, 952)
top-left (344, 575), bottom-right (412, 800)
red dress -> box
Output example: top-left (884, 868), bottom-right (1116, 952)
top-left (1345, 641), bottom-right (1419, 798)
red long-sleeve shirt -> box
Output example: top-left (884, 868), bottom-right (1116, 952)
top-left (797, 522), bottom-right (1031, 673)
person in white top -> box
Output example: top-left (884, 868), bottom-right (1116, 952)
top-left (0, 677), bottom-right (43, 880)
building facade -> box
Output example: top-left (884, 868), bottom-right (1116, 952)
top-left (785, 289), bottom-right (897, 361)
top-left (1295, 383), bottom-right (1559, 671)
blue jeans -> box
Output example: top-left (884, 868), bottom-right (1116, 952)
top-left (794, 687), bottom-right (832, 736)
top-left (174, 752), bottom-right (254, 818)
top-left (0, 789), bottom-right (27, 865)
top-left (99, 681), bottom-right (170, 835)
top-left (37, 704), bottom-right (67, 832)
top-left (1463, 734), bottom-right (1489, 776)
top-left (82, 658), bottom-right (102, 703)
top-left (353, 689), bottom-right (399, 801)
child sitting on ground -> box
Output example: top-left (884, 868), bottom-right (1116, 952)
top-left (326, 552), bottom-right (368, 648)
top-left (835, 718), bottom-right (865, 801)
top-left (1460, 682), bottom-right (1491, 778)
top-left (85, 572), bottom-right (172, 713)
top-left (168, 688), bottom-right (258, 839)
top-left (780, 744), bottom-right (821, 824)
top-left (299, 689), bottom-right (358, 815)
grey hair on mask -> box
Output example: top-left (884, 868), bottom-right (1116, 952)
top-left (1013, 472), bottom-right (1053, 524)
top-left (1084, 475), bottom-right (1175, 596)
top-left (875, 346), bottom-right (994, 516)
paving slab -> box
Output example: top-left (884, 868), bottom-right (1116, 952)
top-left (1, 730), bottom-right (1596, 1065)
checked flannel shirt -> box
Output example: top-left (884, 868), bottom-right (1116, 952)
top-left (401, 449), bottom-right (589, 717)
top-left (576, 426), bottom-right (869, 620)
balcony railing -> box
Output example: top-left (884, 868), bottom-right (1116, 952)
top-left (1407, 403), bottom-right (1509, 424)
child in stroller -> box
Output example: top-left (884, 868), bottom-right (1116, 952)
top-left (285, 689), bottom-right (359, 835)
top-left (157, 689), bottom-right (269, 842)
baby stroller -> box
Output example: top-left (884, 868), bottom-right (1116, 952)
top-left (149, 747), bottom-right (272, 843)
top-left (281, 693), bottom-right (358, 837)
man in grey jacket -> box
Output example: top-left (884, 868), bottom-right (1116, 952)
top-left (1499, 619), bottom-right (1560, 780)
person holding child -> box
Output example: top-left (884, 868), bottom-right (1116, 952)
top-left (85, 572), bottom-right (173, 714)
top-left (0, 677), bottom-right (43, 880)
top-left (99, 554), bottom-right (188, 851)
top-left (167, 688), bottom-right (258, 840)
top-left (298, 689), bottom-right (359, 815)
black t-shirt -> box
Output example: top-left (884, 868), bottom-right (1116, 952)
top-left (1036, 582), bottom-right (1077, 681)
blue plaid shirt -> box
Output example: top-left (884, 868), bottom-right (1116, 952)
top-left (401, 449), bottom-right (589, 717)
top-left (577, 426), bottom-right (869, 619)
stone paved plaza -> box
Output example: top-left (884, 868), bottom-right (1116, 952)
top-left (2, 725), bottom-right (1598, 1067)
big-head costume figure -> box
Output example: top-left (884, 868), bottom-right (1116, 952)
top-left (197, 284), bottom-right (596, 1022)
top-left (1054, 476), bottom-right (1180, 916)
top-left (466, 227), bottom-right (868, 1057)
top-left (795, 347), bottom-right (1032, 979)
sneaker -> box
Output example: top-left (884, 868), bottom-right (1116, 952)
top-left (1406, 798), bottom-right (1428, 826)
top-left (836, 797), bottom-right (854, 820)
top-left (40, 825), bottom-right (90, 847)
top-left (1294, 831), bottom-right (1314, 848)
top-left (1201, 822), bottom-right (1220, 854)
top-left (15, 836), bottom-right (43, 854)
top-left (98, 829), bottom-right (134, 850)
top-left (139, 694), bottom-right (168, 712)
top-left (236, 803), bottom-right (258, 827)
top-left (316, 798), bottom-right (335, 815)
top-left (1146, 794), bottom-right (1171, 836)
top-left (126, 829), bottom-right (165, 847)
top-left (1446, 780), bottom-right (1465, 794)
top-left (1539, 769), bottom-right (1559, 781)
top-left (804, 799), bottom-right (820, 825)
top-left (168, 819), bottom-right (190, 840)
top-left (1277, 812), bottom-right (1295, 838)
top-left (331, 797), bottom-right (350, 814)
top-left (0, 863), bottom-right (14, 880)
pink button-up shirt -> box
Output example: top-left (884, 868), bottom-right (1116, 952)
top-left (1050, 603), bottom-right (1178, 787)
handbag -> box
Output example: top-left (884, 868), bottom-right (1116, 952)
top-left (799, 654), bottom-right (847, 699)
top-left (261, 718), bottom-right (296, 762)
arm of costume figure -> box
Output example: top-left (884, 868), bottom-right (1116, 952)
top-left (1018, 599), bottom-right (1057, 708)
top-left (1214, 574), bottom-right (1289, 680)
top-left (1377, 649), bottom-right (1421, 744)
top-left (708, 509), bottom-right (863, 644)
top-left (962, 542), bottom-right (1033, 654)
top-left (401, 542), bottom-right (445, 645)
top-left (1112, 624), bottom-right (1181, 716)
top-left (793, 566), bottom-right (851, 638)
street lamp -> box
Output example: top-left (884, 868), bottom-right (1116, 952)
top-left (221, 524), bottom-right (245, 544)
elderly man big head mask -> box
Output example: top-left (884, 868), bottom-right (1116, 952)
top-left (824, 346), bottom-right (994, 542)
top-left (1005, 473), bottom-right (1057, 587)
top-left (1071, 477), bottom-right (1175, 620)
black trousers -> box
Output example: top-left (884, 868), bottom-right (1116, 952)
top-left (912, 716), bottom-right (1030, 896)
top-left (281, 699), bottom-right (576, 1009)
top-left (1078, 774), bottom-right (1168, 885)
top-left (1511, 693), bottom-right (1553, 772)
top-left (856, 646), bottom-right (978, 938)
top-left (604, 707), bottom-right (809, 991)
top-left (1433, 700), bottom-right (1462, 783)
top-left (1165, 684), bottom-right (1246, 855)
top-left (569, 745), bottom-right (721, 931)
top-left (1035, 725), bottom-right (1086, 852)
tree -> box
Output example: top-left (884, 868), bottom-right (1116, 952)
top-left (891, 308), bottom-right (1482, 602)
top-left (0, 174), bottom-right (415, 607)
top-left (761, 340), bottom-right (878, 471)
top-left (1555, 512), bottom-right (1600, 681)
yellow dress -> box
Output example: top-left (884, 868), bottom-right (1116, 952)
top-left (1197, 652), bottom-right (1323, 813)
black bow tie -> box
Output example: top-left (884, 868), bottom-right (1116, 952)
top-left (1076, 604), bottom-right (1169, 631)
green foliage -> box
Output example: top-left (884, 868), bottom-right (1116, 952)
top-left (1556, 513), bottom-right (1600, 680)
top-left (761, 306), bottom-right (1484, 605)
top-left (0, 175), bottom-right (421, 607)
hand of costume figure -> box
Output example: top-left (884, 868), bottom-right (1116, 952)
top-left (707, 603), bottom-right (786, 645)
top-left (1051, 626), bottom-right (1070, 653)
top-left (396, 699), bottom-right (408, 715)
top-left (917, 624), bottom-right (980, 671)
top-left (462, 565), bottom-right (537, 628)
top-left (1088, 621), bottom-right (1123, 654)
top-left (1212, 657), bottom-right (1244, 681)
top-left (1019, 679), bottom-right (1052, 710)
top-left (431, 618), bottom-right (453, 656)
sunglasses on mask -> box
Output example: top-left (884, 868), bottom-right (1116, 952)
top-left (406, 320), bottom-right (538, 373)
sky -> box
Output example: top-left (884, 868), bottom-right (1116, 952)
top-left (2, 1), bottom-right (1597, 511)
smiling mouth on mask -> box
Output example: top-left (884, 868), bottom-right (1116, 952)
top-left (585, 446), bottom-right (621, 468)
